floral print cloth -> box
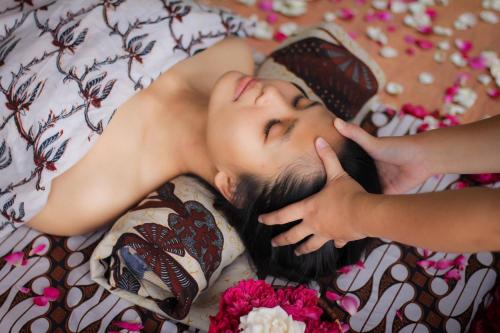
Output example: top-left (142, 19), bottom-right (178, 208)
top-left (0, 0), bottom-right (254, 239)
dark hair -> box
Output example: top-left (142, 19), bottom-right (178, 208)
top-left (198, 139), bottom-right (381, 283)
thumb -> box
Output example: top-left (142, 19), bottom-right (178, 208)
top-left (334, 118), bottom-right (377, 153)
top-left (315, 137), bottom-right (346, 181)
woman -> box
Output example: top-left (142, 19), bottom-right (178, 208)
top-left (2, 0), bottom-right (381, 282)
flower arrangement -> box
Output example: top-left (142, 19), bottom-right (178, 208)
top-left (208, 279), bottom-right (349, 333)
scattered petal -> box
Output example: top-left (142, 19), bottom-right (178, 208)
top-left (338, 295), bottom-right (359, 316)
top-left (273, 31), bottom-right (287, 42)
top-left (18, 286), bottom-right (31, 294)
top-left (337, 8), bottom-right (355, 20)
top-left (113, 321), bottom-right (144, 331)
top-left (469, 56), bottom-right (487, 70)
top-left (396, 309), bottom-right (403, 320)
top-left (417, 259), bottom-right (436, 269)
top-left (337, 265), bottom-right (353, 274)
top-left (487, 87), bottom-right (500, 98)
top-left (33, 296), bottom-right (48, 306)
top-left (29, 243), bottom-right (46, 256)
top-left (3, 251), bottom-right (25, 266)
top-left (403, 35), bottom-right (416, 44)
top-left (326, 291), bottom-right (342, 302)
top-left (323, 12), bottom-right (336, 23)
top-left (43, 287), bottom-right (60, 301)
top-left (480, 10), bottom-right (499, 24)
top-left (355, 260), bottom-right (365, 269)
top-left (266, 12), bottom-right (278, 24)
top-left (417, 25), bottom-right (433, 34)
top-left (379, 46), bottom-right (398, 58)
top-left (347, 31), bottom-right (358, 40)
top-left (455, 39), bottom-right (473, 54)
top-left (435, 259), bottom-right (454, 270)
top-left (452, 180), bottom-right (469, 190)
top-left (423, 249), bottom-right (431, 257)
top-left (386, 24), bottom-right (397, 32)
top-left (405, 47), bottom-right (416, 56)
top-left (477, 74), bottom-right (492, 85)
top-left (419, 72), bottom-right (434, 85)
top-left (386, 82), bottom-right (404, 95)
top-left (425, 8), bottom-right (437, 20)
top-left (453, 255), bottom-right (466, 270)
top-left (444, 268), bottom-right (461, 281)
top-left (257, 0), bottom-right (273, 12)
top-left (416, 39), bottom-right (434, 50)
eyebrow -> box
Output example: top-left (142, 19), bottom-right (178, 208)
top-left (291, 82), bottom-right (309, 98)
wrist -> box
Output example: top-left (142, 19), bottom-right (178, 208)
top-left (412, 132), bottom-right (438, 178)
top-left (352, 192), bottom-right (382, 238)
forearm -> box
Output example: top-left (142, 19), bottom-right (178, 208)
top-left (416, 115), bottom-right (500, 175)
top-left (359, 188), bottom-right (500, 252)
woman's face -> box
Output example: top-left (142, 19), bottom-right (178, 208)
top-left (207, 71), bottom-right (344, 189)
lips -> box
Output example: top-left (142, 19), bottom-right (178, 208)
top-left (233, 76), bottom-right (257, 101)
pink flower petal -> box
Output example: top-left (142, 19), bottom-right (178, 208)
top-left (386, 24), bottom-right (397, 32)
top-left (33, 296), bottom-right (48, 306)
top-left (444, 268), bottom-right (461, 281)
top-left (404, 35), bottom-right (416, 44)
top-left (43, 287), bottom-right (60, 301)
top-left (415, 39), bottom-right (434, 50)
top-left (258, 0), bottom-right (273, 12)
top-left (273, 31), bottom-right (287, 42)
top-left (266, 12), bottom-right (278, 24)
top-left (417, 25), bottom-right (433, 34)
top-left (425, 8), bottom-right (437, 20)
top-left (405, 47), bottom-right (415, 56)
top-left (338, 8), bottom-right (355, 20)
top-left (347, 31), bottom-right (358, 40)
top-left (455, 39), bottom-right (473, 54)
top-left (29, 243), bottom-right (46, 256)
top-left (417, 123), bottom-right (429, 133)
top-left (363, 12), bottom-right (376, 22)
top-left (453, 255), bottom-right (466, 270)
top-left (467, 173), bottom-right (500, 184)
top-left (18, 286), bottom-right (31, 294)
top-left (113, 321), bottom-right (144, 331)
top-left (452, 180), bottom-right (469, 190)
top-left (469, 56), bottom-right (487, 70)
top-left (423, 249), bottom-right (431, 257)
top-left (417, 259), bottom-right (436, 269)
top-left (337, 265), bottom-right (353, 274)
top-left (355, 260), bottom-right (365, 269)
top-left (435, 259), bottom-right (454, 270)
top-left (454, 72), bottom-right (471, 86)
top-left (4, 251), bottom-right (25, 266)
top-left (326, 291), bottom-right (342, 302)
top-left (375, 11), bottom-right (392, 22)
top-left (487, 88), bottom-right (500, 98)
top-left (396, 309), bottom-right (403, 320)
top-left (338, 295), bottom-right (359, 316)
top-left (338, 322), bottom-right (350, 333)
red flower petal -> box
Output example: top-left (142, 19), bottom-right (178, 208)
top-left (33, 296), bottom-right (48, 306)
top-left (455, 39), bottom-right (473, 54)
top-left (435, 259), bottom-right (454, 270)
top-left (469, 56), bottom-right (487, 70)
top-left (405, 47), bottom-right (415, 56)
top-left (347, 31), bottom-right (358, 39)
top-left (425, 8), bottom-right (437, 20)
top-left (487, 88), bottom-right (500, 99)
top-left (4, 251), bottom-right (25, 266)
top-left (444, 268), bottom-right (461, 281)
top-left (396, 309), bottom-right (403, 320)
top-left (43, 287), bottom-right (60, 301)
top-left (337, 265), bottom-right (353, 274)
top-left (258, 0), bottom-right (273, 12)
top-left (273, 31), bottom-right (287, 42)
top-left (266, 12), bottom-right (278, 24)
top-left (18, 286), bottom-right (31, 294)
top-left (29, 243), bottom-right (46, 256)
top-left (338, 8), bottom-right (355, 20)
top-left (453, 255), bottom-right (466, 270)
top-left (404, 35), bottom-right (416, 44)
top-left (355, 260), bottom-right (365, 269)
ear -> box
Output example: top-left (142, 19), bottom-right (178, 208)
top-left (214, 171), bottom-right (238, 204)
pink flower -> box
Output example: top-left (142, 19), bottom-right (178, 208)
top-left (453, 255), bottom-right (466, 270)
top-left (415, 39), bottom-right (434, 50)
top-left (338, 295), bottom-right (359, 316)
top-left (469, 56), bottom-right (487, 70)
top-left (326, 291), bottom-right (342, 302)
top-left (4, 251), bottom-right (26, 266)
top-left (32, 287), bottom-right (60, 307)
top-left (435, 259), bottom-right (454, 270)
top-left (29, 243), bottom-right (46, 256)
top-left (112, 321), bottom-right (144, 331)
top-left (444, 269), bottom-right (462, 281)
top-left (338, 8), bottom-right (355, 20)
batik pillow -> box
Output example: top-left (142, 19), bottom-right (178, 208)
top-left (90, 176), bottom-right (256, 330)
top-left (256, 22), bottom-right (386, 124)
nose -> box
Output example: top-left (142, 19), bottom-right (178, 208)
top-left (257, 84), bottom-right (288, 109)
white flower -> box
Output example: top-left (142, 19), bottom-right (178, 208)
top-left (239, 306), bottom-right (306, 333)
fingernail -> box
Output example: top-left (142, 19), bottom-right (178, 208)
top-left (294, 250), bottom-right (301, 256)
top-left (258, 215), bottom-right (263, 223)
top-left (315, 137), bottom-right (328, 149)
top-left (335, 118), bottom-right (345, 129)
top-left (271, 240), bottom-right (277, 247)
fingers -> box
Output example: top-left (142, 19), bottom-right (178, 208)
top-left (270, 222), bottom-right (314, 247)
top-left (334, 118), bottom-right (377, 153)
top-left (334, 239), bottom-right (348, 248)
top-left (258, 199), bottom-right (306, 226)
top-left (294, 235), bottom-right (330, 255)
top-left (315, 137), bottom-right (346, 181)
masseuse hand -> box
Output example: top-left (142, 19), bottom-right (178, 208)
top-left (334, 118), bottom-right (430, 194)
top-left (258, 136), bottom-right (369, 255)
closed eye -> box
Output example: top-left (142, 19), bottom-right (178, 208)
top-left (292, 95), bottom-right (321, 109)
top-left (264, 119), bottom-right (281, 141)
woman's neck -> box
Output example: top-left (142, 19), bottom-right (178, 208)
top-left (143, 72), bottom-right (218, 188)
